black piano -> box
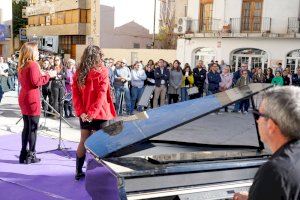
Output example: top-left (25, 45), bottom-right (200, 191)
top-left (85, 83), bottom-right (272, 200)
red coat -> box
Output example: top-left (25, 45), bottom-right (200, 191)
top-left (18, 61), bottom-right (50, 116)
top-left (72, 65), bottom-right (116, 120)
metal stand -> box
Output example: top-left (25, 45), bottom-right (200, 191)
top-left (37, 97), bottom-right (71, 158)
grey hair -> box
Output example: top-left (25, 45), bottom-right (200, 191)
top-left (262, 86), bottom-right (300, 139)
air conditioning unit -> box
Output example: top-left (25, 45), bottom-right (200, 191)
top-left (174, 17), bottom-right (189, 34)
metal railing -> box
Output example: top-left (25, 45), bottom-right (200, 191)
top-left (288, 17), bottom-right (300, 33)
top-left (187, 18), bottom-right (221, 33)
top-left (230, 17), bottom-right (271, 33)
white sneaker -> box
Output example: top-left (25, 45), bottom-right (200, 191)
top-left (244, 111), bottom-right (249, 114)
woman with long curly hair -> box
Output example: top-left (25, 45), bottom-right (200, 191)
top-left (72, 45), bottom-right (116, 180)
top-left (18, 42), bottom-right (56, 164)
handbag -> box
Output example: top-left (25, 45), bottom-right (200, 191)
top-left (187, 86), bottom-right (199, 96)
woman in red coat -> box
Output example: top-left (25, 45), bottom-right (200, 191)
top-left (18, 42), bottom-right (56, 164)
top-left (72, 45), bottom-right (116, 180)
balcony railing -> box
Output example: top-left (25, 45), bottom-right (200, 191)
top-left (187, 18), bottom-right (221, 33)
top-left (230, 17), bottom-right (271, 33)
top-left (288, 17), bottom-right (300, 33)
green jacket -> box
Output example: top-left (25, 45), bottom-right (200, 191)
top-left (271, 76), bottom-right (284, 86)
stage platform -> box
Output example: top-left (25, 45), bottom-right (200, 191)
top-left (0, 134), bottom-right (91, 200)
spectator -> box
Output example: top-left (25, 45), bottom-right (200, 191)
top-left (253, 68), bottom-right (265, 83)
top-left (144, 63), bottom-right (155, 108)
top-left (153, 59), bottom-right (169, 108)
top-left (233, 63), bottom-right (252, 85)
top-left (220, 60), bottom-right (227, 72)
top-left (51, 56), bottom-right (67, 117)
top-left (208, 60), bottom-right (214, 70)
top-left (145, 62), bottom-right (155, 86)
top-left (181, 63), bottom-right (194, 102)
top-left (271, 71), bottom-right (284, 86)
top-left (285, 67), bottom-right (292, 85)
top-left (106, 59), bottom-right (115, 87)
top-left (235, 70), bottom-right (252, 113)
top-left (0, 66), bottom-right (9, 103)
top-left (168, 60), bottom-right (182, 104)
top-left (207, 63), bottom-right (221, 95)
top-left (41, 60), bottom-right (52, 115)
top-left (147, 59), bottom-right (155, 70)
top-left (276, 63), bottom-right (283, 73)
top-left (292, 68), bottom-right (300, 87)
top-left (265, 68), bottom-right (274, 83)
top-left (282, 70), bottom-right (290, 86)
top-left (114, 59), bottom-right (131, 115)
top-left (219, 66), bottom-right (233, 112)
top-left (7, 57), bottom-right (17, 91)
top-left (234, 86), bottom-right (300, 200)
top-left (130, 61), bottom-right (147, 114)
top-left (64, 59), bottom-right (76, 118)
top-left (192, 60), bottom-right (207, 98)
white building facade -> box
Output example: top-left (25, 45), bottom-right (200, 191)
top-left (176, 0), bottom-right (300, 73)
top-left (0, 0), bottom-right (13, 58)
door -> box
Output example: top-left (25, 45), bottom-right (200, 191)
top-left (199, 0), bottom-right (213, 32)
top-left (241, 0), bottom-right (263, 32)
top-left (0, 45), bottom-right (2, 56)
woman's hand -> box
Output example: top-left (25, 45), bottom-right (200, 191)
top-left (80, 113), bottom-right (88, 122)
top-left (48, 70), bottom-right (57, 78)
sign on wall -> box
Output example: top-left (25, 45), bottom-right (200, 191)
top-left (0, 25), bottom-right (5, 41)
top-left (19, 28), bottom-right (28, 41)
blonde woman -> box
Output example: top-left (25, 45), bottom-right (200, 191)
top-left (18, 42), bottom-right (56, 164)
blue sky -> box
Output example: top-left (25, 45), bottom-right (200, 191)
top-left (100, 0), bottom-right (160, 33)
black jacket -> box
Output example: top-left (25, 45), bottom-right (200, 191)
top-left (154, 67), bottom-right (170, 87)
top-left (249, 139), bottom-right (300, 200)
top-left (292, 74), bottom-right (300, 86)
top-left (193, 67), bottom-right (207, 88)
top-left (145, 70), bottom-right (155, 86)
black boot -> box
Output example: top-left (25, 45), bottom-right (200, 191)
top-left (75, 155), bottom-right (86, 180)
top-left (27, 151), bottom-right (41, 164)
top-left (19, 150), bottom-right (28, 164)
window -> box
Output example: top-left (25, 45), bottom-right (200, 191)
top-left (241, 0), bottom-right (263, 32)
top-left (133, 43), bottom-right (140, 49)
top-left (59, 35), bottom-right (86, 54)
top-left (286, 50), bottom-right (300, 74)
top-left (199, 0), bottom-right (213, 32)
top-left (231, 48), bottom-right (268, 72)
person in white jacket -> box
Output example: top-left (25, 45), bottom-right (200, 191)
top-left (130, 61), bottom-right (147, 114)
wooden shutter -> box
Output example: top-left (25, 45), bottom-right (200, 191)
top-left (80, 10), bottom-right (87, 23)
top-left (65, 10), bottom-right (72, 24)
top-left (72, 9), bottom-right (80, 23)
top-left (57, 12), bottom-right (65, 25)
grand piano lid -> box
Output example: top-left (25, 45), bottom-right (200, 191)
top-left (85, 83), bottom-right (272, 158)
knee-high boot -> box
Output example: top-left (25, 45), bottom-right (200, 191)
top-left (75, 155), bottom-right (86, 180)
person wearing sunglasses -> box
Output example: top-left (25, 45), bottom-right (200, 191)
top-left (234, 86), bottom-right (300, 200)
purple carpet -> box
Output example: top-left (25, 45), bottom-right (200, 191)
top-left (0, 134), bottom-right (91, 200)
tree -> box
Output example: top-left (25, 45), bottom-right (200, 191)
top-left (156, 0), bottom-right (177, 49)
top-left (12, 0), bottom-right (27, 37)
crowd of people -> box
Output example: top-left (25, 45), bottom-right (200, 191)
top-left (1, 52), bottom-right (300, 116)
top-left (0, 55), bottom-right (18, 103)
